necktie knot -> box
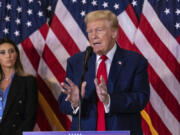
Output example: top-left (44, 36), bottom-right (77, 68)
top-left (100, 55), bottom-right (108, 61)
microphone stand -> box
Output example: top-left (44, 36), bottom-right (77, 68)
top-left (78, 66), bottom-right (87, 131)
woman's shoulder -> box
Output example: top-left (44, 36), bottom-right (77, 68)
top-left (15, 73), bottom-right (37, 81)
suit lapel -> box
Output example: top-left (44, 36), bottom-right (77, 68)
top-left (107, 45), bottom-right (125, 94)
top-left (2, 75), bottom-right (19, 118)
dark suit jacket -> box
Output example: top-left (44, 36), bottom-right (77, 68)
top-left (0, 74), bottom-right (38, 135)
top-left (58, 45), bottom-right (150, 135)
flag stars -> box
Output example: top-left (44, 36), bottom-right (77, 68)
top-left (80, 10), bottom-right (86, 17)
top-left (38, 0), bottom-right (41, 6)
top-left (175, 23), bottom-right (180, 29)
top-left (6, 4), bottom-right (12, 10)
top-left (5, 16), bottom-right (10, 22)
top-left (82, 0), bottom-right (86, 4)
top-left (72, 0), bottom-right (77, 3)
top-left (3, 28), bottom-right (9, 34)
top-left (164, 8), bottom-right (170, 15)
top-left (27, 9), bottom-right (33, 15)
top-left (47, 6), bottom-right (52, 11)
top-left (102, 2), bottom-right (108, 8)
top-left (28, 0), bottom-right (33, 3)
top-left (26, 21), bottom-right (32, 27)
top-left (175, 9), bottom-right (180, 15)
top-left (15, 18), bottom-right (21, 25)
top-left (114, 3), bottom-right (119, 10)
top-left (17, 7), bottom-right (22, 13)
top-left (14, 30), bottom-right (20, 36)
top-left (37, 11), bottom-right (43, 17)
top-left (91, 0), bottom-right (97, 6)
top-left (132, 0), bottom-right (137, 7)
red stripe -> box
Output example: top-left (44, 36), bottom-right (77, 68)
top-left (177, 35), bottom-right (180, 45)
top-left (126, 4), bottom-right (139, 28)
top-left (140, 14), bottom-right (180, 83)
top-left (51, 14), bottom-right (80, 56)
top-left (37, 74), bottom-right (71, 131)
top-left (39, 24), bottom-right (49, 39)
top-left (117, 26), bottom-right (137, 52)
top-left (21, 38), bottom-right (40, 71)
top-left (37, 104), bottom-right (52, 131)
top-left (148, 64), bottom-right (180, 122)
top-left (144, 103), bottom-right (172, 135)
top-left (43, 44), bottom-right (66, 83)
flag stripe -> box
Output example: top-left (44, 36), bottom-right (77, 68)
top-left (135, 29), bottom-right (180, 105)
top-left (126, 4), bottom-right (139, 28)
top-left (150, 84), bottom-right (180, 135)
top-left (143, 1), bottom-right (180, 63)
top-left (43, 45), bottom-right (66, 83)
top-left (145, 103), bottom-right (172, 135)
top-left (55, 0), bottom-right (88, 52)
top-left (51, 14), bottom-right (80, 56)
top-left (148, 64), bottom-right (180, 122)
top-left (140, 14), bottom-right (180, 83)
top-left (45, 29), bottom-right (70, 70)
top-left (21, 38), bottom-right (40, 71)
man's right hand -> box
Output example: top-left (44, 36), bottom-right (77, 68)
top-left (60, 77), bottom-right (86, 108)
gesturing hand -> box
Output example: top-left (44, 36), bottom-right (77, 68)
top-left (94, 76), bottom-right (110, 106)
top-left (61, 78), bottom-right (86, 108)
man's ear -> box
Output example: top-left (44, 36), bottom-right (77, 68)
top-left (112, 29), bottom-right (118, 39)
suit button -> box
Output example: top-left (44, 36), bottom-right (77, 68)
top-left (12, 124), bottom-right (16, 127)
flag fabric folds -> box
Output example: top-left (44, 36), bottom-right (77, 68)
top-left (0, 0), bottom-right (179, 134)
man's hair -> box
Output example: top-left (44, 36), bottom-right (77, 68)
top-left (84, 10), bottom-right (119, 30)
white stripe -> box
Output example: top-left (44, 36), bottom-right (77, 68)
top-left (29, 29), bottom-right (46, 57)
top-left (150, 84), bottom-right (180, 135)
top-left (118, 10), bottom-right (137, 44)
top-left (38, 58), bottom-right (62, 100)
top-left (18, 44), bottom-right (36, 76)
top-left (55, 0), bottom-right (89, 52)
top-left (143, 0), bottom-right (180, 63)
top-left (135, 29), bottom-right (180, 104)
top-left (46, 28), bottom-right (70, 70)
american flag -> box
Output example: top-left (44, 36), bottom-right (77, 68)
top-left (0, 0), bottom-right (179, 134)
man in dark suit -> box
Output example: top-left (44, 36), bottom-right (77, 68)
top-left (58, 10), bottom-right (150, 135)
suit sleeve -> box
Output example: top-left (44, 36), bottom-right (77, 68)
top-left (110, 55), bottom-right (150, 113)
top-left (16, 76), bottom-right (38, 135)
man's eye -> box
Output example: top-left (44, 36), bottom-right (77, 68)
top-left (0, 50), bottom-right (5, 55)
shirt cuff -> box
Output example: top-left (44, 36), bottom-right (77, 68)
top-left (104, 94), bottom-right (110, 113)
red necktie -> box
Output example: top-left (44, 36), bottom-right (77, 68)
top-left (96, 55), bottom-right (107, 131)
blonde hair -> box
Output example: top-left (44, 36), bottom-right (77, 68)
top-left (84, 10), bottom-right (119, 30)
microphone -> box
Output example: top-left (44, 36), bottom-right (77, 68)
top-left (83, 46), bottom-right (93, 70)
top-left (78, 46), bottom-right (93, 131)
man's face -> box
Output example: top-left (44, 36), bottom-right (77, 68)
top-left (86, 19), bottom-right (117, 55)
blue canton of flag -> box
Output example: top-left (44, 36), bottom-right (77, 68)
top-left (148, 0), bottom-right (180, 39)
top-left (0, 0), bottom-right (57, 44)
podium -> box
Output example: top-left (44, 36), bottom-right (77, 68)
top-left (23, 131), bottom-right (130, 135)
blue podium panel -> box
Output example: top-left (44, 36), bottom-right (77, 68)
top-left (23, 131), bottom-right (130, 135)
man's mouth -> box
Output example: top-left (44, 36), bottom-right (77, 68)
top-left (93, 42), bottom-right (101, 46)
